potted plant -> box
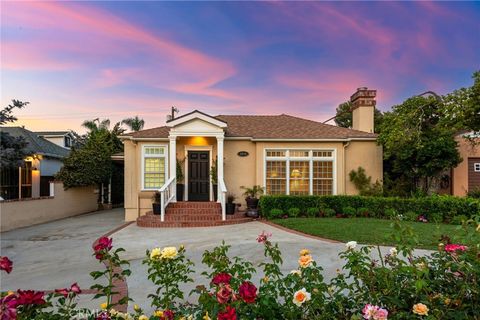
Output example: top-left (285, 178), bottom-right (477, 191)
top-left (240, 185), bottom-right (264, 209)
top-left (226, 193), bottom-right (236, 215)
top-left (210, 158), bottom-right (218, 201)
top-left (176, 158), bottom-right (185, 201)
top-left (152, 191), bottom-right (161, 215)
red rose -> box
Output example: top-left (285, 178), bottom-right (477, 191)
top-left (1, 294), bottom-right (17, 319)
top-left (445, 244), bottom-right (468, 253)
top-left (70, 282), bottom-right (81, 294)
top-left (96, 311), bottom-right (111, 320)
top-left (16, 290), bottom-right (45, 306)
top-left (239, 281), bottom-right (257, 303)
top-left (216, 284), bottom-right (233, 304)
top-left (94, 237), bottom-right (113, 260)
top-left (54, 288), bottom-right (69, 298)
top-left (0, 256), bottom-right (13, 274)
top-left (218, 305), bottom-right (237, 320)
top-left (162, 310), bottom-right (174, 320)
top-left (212, 273), bottom-right (232, 286)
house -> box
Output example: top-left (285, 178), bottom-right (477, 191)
top-left (120, 87), bottom-right (383, 223)
top-left (0, 126), bottom-right (69, 199)
top-left (451, 133), bottom-right (480, 196)
top-left (35, 131), bottom-right (75, 149)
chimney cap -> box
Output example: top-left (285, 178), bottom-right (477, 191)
top-left (350, 87), bottom-right (377, 102)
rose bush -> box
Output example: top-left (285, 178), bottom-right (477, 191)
top-left (1, 216), bottom-right (479, 319)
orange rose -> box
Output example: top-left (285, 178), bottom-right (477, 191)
top-left (298, 254), bottom-right (313, 268)
top-left (412, 303), bottom-right (429, 316)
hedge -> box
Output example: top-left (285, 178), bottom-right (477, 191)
top-left (258, 195), bottom-right (480, 222)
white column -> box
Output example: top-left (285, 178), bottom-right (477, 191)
top-left (169, 135), bottom-right (177, 202)
top-left (216, 136), bottom-right (224, 201)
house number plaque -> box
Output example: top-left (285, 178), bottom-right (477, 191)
top-left (237, 151), bottom-right (249, 157)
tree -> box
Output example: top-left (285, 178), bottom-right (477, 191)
top-left (56, 118), bottom-right (124, 188)
top-left (334, 101), bottom-right (384, 133)
top-left (122, 116), bottom-right (145, 132)
top-left (0, 100), bottom-right (29, 167)
top-left (378, 96), bottom-right (461, 194)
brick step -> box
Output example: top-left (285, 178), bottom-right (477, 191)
top-left (141, 214), bottom-right (239, 222)
top-left (166, 208), bottom-right (221, 215)
top-left (168, 201), bottom-right (221, 209)
top-left (137, 217), bottom-right (254, 228)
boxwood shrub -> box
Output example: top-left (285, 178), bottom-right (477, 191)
top-left (259, 195), bottom-right (480, 222)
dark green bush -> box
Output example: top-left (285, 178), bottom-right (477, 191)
top-left (323, 208), bottom-right (336, 217)
top-left (269, 208), bottom-right (283, 219)
top-left (342, 206), bottom-right (356, 217)
top-left (384, 208), bottom-right (397, 220)
top-left (259, 195), bottom-right (480, 222)
top-left (306, 207), bottom-right (319, 217)
top-left (287, 207), bottom-right (301, 218)
top-left (405, 211), bottom-right (418, 221)
top-left (451, 214), bottom-right (468, 225)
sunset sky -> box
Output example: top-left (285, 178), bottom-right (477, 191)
top-left (1, 1), bottom-right (479, 133)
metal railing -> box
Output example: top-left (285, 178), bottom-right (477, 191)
top-left (159, 177), bottom-right (176, 222)
top-left (219, 178), bottom-right (227, 221)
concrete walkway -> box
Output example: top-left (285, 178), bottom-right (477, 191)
top-left (1, 209), bottom-right (431, 313)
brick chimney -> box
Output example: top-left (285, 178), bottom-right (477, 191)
top-left (350, 87), bottom-right (376, 133)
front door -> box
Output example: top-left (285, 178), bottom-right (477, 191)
top-left (188, 151), bottom-right (210, 201)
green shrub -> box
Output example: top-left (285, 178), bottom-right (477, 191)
top-left (428, 211), bottom-right (443, 223)
top-left (451, 214), bottom-right (468, 225)
top-left (306, 207), bottom-right (319, 217)
top-left (287, 207), bottom-right (301, 218)
top-left (342, 206), bottom-right (356, 217)
top-left (384, 208), bottom-right (397, 220)
top-left (269, 208), bottom-right (283, 219)
top-left (323, 208), bottom-right (336, 217)
top-left (405, 211), bottom-right (418, 222)
top-left (356, 207), bottom-right (370, 217)
top-left (467, 187), bottom-right (480, 198)
top-left (259, 194), bottom-right (480, 222)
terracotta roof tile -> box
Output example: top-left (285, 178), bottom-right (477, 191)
top-left (122, 114), bottom-right (377, 140)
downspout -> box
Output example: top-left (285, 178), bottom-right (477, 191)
top-left (343, 141), bottom-right (350, 195)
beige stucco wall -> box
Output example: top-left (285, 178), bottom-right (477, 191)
top-left (123, 137), bottom-right (384, 221)
top-left (452, 137), bottom-right (480, 196)
top-left (344, 141), bottom-right (383, 194)
top-left (0, 181), bottom-right (98, 232)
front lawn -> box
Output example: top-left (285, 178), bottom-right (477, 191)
top-left (272, 218), bottom-right (479, 250)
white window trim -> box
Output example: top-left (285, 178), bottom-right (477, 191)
top-left (141, 144), bottom-right (168, 191)
top-left (263, 148), bottom-right (337, 196)
top-left (474, 163), bottom-right (480, 172)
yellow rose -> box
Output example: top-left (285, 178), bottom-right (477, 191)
top-left (298, 254), bottom-right (313, 268)
top-left (299, 248), bottom-right (310, 256)
top-left (150, 247), bottom-right (161, 260)
top-left (139, 316), bottom-right (148, 320)
top-left (100, 302), bottom-right (108, 310)
top-left (7, 291), bottom-right (14, 296)
top-left (476, 224), bottom-right (480, 232)
top-left (109, 309), bottom-right (117, 316)
top-left (154, 310), bottom-right (164, 317)
top-left (161, 246), bottom-right (178, 259)
top-left (444, 298), bottom-right (451, 305)
top-left (133, 304), bottom-right (140, 312)
top-left (412, 303), bottom-right (429, 316)
top-left (203, 312), bottom-right (212, 320)
top-left (292, 288), bottom-right (311, 306)
top-left (263, 276), bottom-right (269, 283)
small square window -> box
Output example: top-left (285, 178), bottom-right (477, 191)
top-left (474, 163), bottom-right (480, 172)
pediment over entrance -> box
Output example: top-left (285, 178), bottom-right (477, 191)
top-left (168, 110), bottom-right (226, 136)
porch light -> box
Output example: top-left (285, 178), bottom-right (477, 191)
top-left (190, 136), bottom-right (209, 146)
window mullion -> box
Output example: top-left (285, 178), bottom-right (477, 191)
top-left (286, 159), bottom-right (290, 195)
top-left (309, 157), bottom-right (313, 195)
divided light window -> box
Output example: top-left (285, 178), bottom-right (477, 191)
top-left (143, 146), bottom-right (166, 190)
top-left (265, 149), bottom-right (334, 196)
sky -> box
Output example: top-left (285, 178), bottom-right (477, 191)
top-left (1, 1), bottom-right (479, 133)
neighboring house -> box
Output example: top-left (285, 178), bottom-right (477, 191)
top-left (451, 133), bottom-right (480, 196)
top-left (0, 127), bottom-right (69, 199)
top-left (35, 131), bottom-right (75, 149)
top-left (120, 87), bottom-right (383, 222)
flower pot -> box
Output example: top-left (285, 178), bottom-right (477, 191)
top-left (226, 203), bottom-right (236, 215)
top-left (176, 184), bottom-right (184, 201)
top-left (213, 184), bottom-right (218, 201)
top-left (152, 203), bottom-right (161, 215)
top-left (246, 208), bottom-right (259, 218)
top-left (245, 197), bottom-right (259, 209)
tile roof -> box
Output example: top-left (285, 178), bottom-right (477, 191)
top-left (0, 126), bottom-right (70, 158)
top-left (122, 114), bottom-right (377, 140)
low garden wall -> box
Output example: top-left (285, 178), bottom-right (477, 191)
top-left (259, 195), bottom-right (480, 222)
top-left (0, 181), bottom-right (98, 232)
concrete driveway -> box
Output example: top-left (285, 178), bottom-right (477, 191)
top-left (1, 209), bottom-right (430, 313)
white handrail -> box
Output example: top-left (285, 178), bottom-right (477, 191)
top-left (219, 178), bottom-right (227, 221)
top-left (159, 176), bottom-right (176, 222)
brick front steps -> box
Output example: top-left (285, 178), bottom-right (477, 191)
top-left (136, 201), bottom-right (254, 228)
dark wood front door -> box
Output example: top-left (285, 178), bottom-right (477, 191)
top-left (188, 151), bottom-right (210, 201)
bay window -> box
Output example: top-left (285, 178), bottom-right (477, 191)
top-left (265, 149), bottom-right (335, 195)
top-left (142, 146), bottom-right (167, 190)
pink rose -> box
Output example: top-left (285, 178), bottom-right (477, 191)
top-left (218, 306), bottom-right (237, 320)
top-left (216, 284), bottom-right (233, 304)
top-left (444, 244), bottom-right (468, 253)
top-left (0, 294), bottom-right (17, 320)
top-left (70, 282), bottom-right (81, 294)
top-left (0, 256), bottom-right (13, 274)
top-left (374, 308), bottom-right (388, 320)
top-left (256, 231), bottom-right (272, 244)
top-left (54, 288), bottom-right (70, 298)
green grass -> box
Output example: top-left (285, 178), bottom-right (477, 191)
top-left (272, 218), bottom-right (479, 250)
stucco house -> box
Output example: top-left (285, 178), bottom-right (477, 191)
top-left (120, 87), bottom-right (383, 225)
top-left (35, 131), bottom-right (75, 149)
top-left (451, 133), bottom-right (480, 196)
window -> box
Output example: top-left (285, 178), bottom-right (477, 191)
top-left (64, 136), bottom-right (72, 148)
top-left (266, 161), bottom-right (286, 195)
top-left (142, 146), bottom-right (167, 189)
top-left (475, 163), bottom-right (480, 172)
top-left (265, 149), bottom-right (335, 195)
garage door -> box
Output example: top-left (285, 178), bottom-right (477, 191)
top-left (468, 157), bottom-right (480, 191)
